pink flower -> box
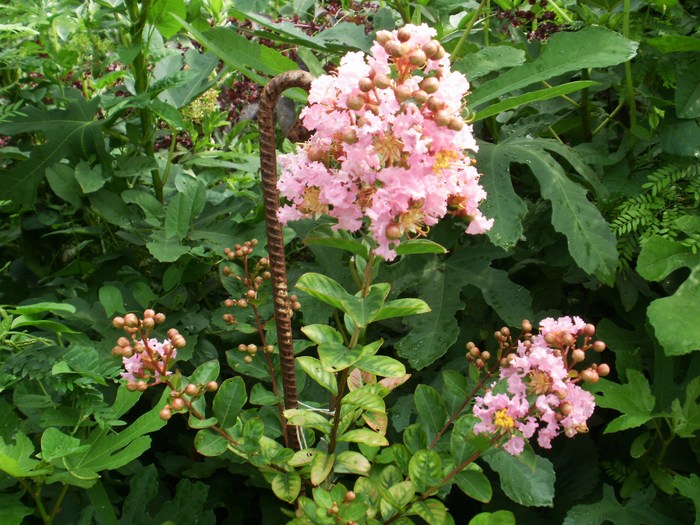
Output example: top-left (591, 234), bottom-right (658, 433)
top-left (539, 316), bottom-right (586, 337)
top-left (276, 24), bottom-right (492, 259)
top-left (120, 338), bottom-right (176, 382)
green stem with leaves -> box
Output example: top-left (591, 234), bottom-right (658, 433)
top-left (451, 0), bottom-right (487, 59)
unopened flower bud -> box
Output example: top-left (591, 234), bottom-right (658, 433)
top-left (172, 335), bottom-right (186, 349)
top-left (122, 346), bottom-right (134, 358)
top-left (206, 381), bottom-right (218, 392)
top-left (433, 45), bottom-right (446, 60)
top-left (112, 346), bottom-right (123, 357)
top-left (346, 94), bottom-right (365, 111)
top-left (475, 358), bottom-right (484, 368)
top-left (385, 40), bottom-right (406, 57)
top-left (167, 328), bottom-right (179, 339)
top-left (243, 355), bottom-right (253, 363)
top-left (246, 289), bottom-right (256, 299)
top-left (563, 333), bottom-right (576, 347)
top-left (597, 363), bottom-right (610, 377)
top-left (500, 327), bottom-right (511, 337)
top-left (185, 383), bottom-right (198, 396)
top-left (420, 77), bottom-right (440, 94)
top-left (225, 299), bottom-right (235, 308)
top-left (141, 317), bottom-right (155, 329)
top-left (434, 110), bottom-right (451, 126)
top-left (386, 223), bottom-right (402, 240)
top-left (560, 401), bottom-right (573, 415)
top-left (580, 369), bottom-right (599, 383)
top-left (292, 301), bottom-right (302, 311)
top-left (395, 84), bottom-right (413, 102)
top-left (137, 381), bottom-right (148, 391)
top-left (373, 74), bottom-right (391, 89)
top-left (124, 313), bottom-right (139, 328)
top-left (481, 351), bottom-right (491, 361)
top-left (412, 89), bottom-right (428, 104)
top-left (126, 381), bottom-right (139, 391)
top-left (237, 299), bottom-right (248, 308)
top-left (247, 344), bottom-right (257, 353)
top-left (422, 40), bottom-right (440, 58)
top-left (344, 491), bottom-right (356, 502)
top-left (593, 341), bottom-right (606, 353)
top-left (397, 27), bottom-right (411, 42)
top-left (134, 343), bottom-right (146, 353)
top-left (470, 347), bottom-right (480, 357)
top-left (583, 323), bottom-right (596, 337)
top-left (359, 77), bottom-right (374, 92)
top-left (544, 333), bottom-right (556, 345)
top-left (159, 406), bottom-right (172, 420)
top-left (409, 49), bottom-right (427, 67)
top-left (572, 349), bottom-right (585, 363)
top-left (171, 397), bottom-right (186, 411)
top-left (112, 316), bottom-right (125, 329)
top-left (143, 309), bottom-right (155, 319)
top-left (342, 129), bottom-right (358, 144)
top-left (447, 118), bottom-right (464, 131)
top-left (522, 320), bottom-right (533, 333)
top-left (376, 30), bottom-right (393, 45)
top-left (265, 345), bottom-right (274, 353)
top-left (426, 96), bottom-right (444, 112)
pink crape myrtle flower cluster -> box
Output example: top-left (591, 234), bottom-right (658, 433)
top-left (472, 317), bottom-right (609, 456)
top-left (121, 338), bottom-right (176, 382)
top-left (277, 23), bottom-right (493, 260)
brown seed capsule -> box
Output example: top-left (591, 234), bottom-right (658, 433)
top-left (185, 383), bottom-right (199, 396)
top-left (112, 316), bottom-right (125, 329)
top-left (409, 49), bottom-right (427, 67)
top-left (206, 381), bottom-right (219, 392)
top-left (171, 397), bottom-right (186, 411)
top-left (159, 406), bottom-right (172, 420)
top-left (593, 341), bottom-right (606, 353)
top-left (346, 94), bottom-right (365, 111)
top-left (386, 223), bottom-right (402, 240)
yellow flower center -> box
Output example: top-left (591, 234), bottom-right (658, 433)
top-left (494, 409), bottom-right (515, 430)
top-left (432, 149), bottom-right (459, 173)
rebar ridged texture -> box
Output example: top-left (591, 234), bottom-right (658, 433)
top-left (259, 70), bottom-right (314, 451)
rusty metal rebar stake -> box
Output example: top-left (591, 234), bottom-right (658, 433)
top-left (258, 70), bottom-right (314, 451)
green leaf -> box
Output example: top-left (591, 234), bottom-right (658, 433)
top-left (213, 377), bottom-right (247, 428)
top-left (296, 356), bottom-right (338, 395)
top-left (180, 22), bottom-right (298, 87)
top-left (343, 388), bottom-right (386, 413)
top-left (74, 162), bottom-right (105, 193)
top-left (45, 164), bottom-right (82, 208)
top-left (380, 480), bottom-right (415, 521)
top-left (0, 493), bottom-right (33, 525)
top-left (284, 409), bottom-right (332, 435)
top-left (120, 465), bottom-right (157, 525)
top-left (468, 26), bottom-right (638, 108)
top-left (673, 474), bottom-right (700, 525)
top-left (564, 485), bottom-right (681, 525)
top-left (304, 236), bottom-right (369, 258)
top-left (676, 64), bottom-right (700, 119)
top-left (484, 449), bottom-right (555, 507)
top-left (334, 450), bottom-right (371, 475)
top-left (165, 192), bottom-right (193, 241)
top-left (374, 298), bottom-right (431, 322)
top-left (468, 511), bottom-right (516, 525)
top-left (189, 360), bottom-right (220, 386)
top-left (408, 449), bottom-right (443, 488)
top-left (98, 285), bottom-right (124, 317)
top-left (295, 273), bottom-right (350, 311)
top-left (410, 498), bottom-right (448, 525)
top-left (637, 237), bottom-right (700, 356)
top-left (474, 81), bottom-right (598, 121)
top-left (310, 451), bottom-right (334, 486)
top-left (647, 36), bottom-right (700, 53)
top-left (9, 302), bottom-right (76, 316)
top-left (0, 93), bottom-right (108, 209)
top-left (249, 383), bottom-right (280, 406)
top-left (149, 0), bottom-right (186, 39)
top-left (396, 258), bottom-right (465, 369)
top-left (414, 385), bottom-right (448, 436)
top-left (194, 428), bottom-right (228, 457)
top-left (0, 432), bottom-right (50, 478)
top-left (454, 46), bottom-right (526, 80)
top-left (341, 283), bottom-right (391, 328)
top-left (339, 428), bottom-right (389, 447)
top-left (318, 342), bottom-right (364, 372)
top-left (355, 355), bottom-right (407, 378)
top-left (271, 471), bottom-right (302, 503)
top-left (395, 239), bottom-right (447, 255)
top-left (455, 468), bottom-right (493, 503)
top-left (41, 427), bottom-right (89, 462)
top-left (301, 324), bottom-right (344, 345)
top-left (591, 370), bottom-right (657, 433)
